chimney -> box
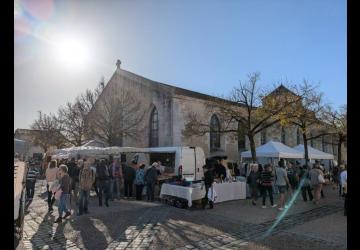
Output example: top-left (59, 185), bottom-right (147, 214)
top-left (116, 59), bottom-right (121, 70)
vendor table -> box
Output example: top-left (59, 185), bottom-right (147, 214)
top-left (160, 183), bottom-right (204, 207)
top-left (212, 182), bottom-right (246, 203)
top-left (160, 181), bottom-right (246, 207)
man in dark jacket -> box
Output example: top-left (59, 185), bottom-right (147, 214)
top-left (67, 158), bottom-right (80, 205)
top-left (96, 159), bottom-right (110, 207)
top-left (214, 159), bottom-right (226, 180)
top-left (202, 165), bottom-right (215, 209)
top-left (26, 165), bottom-right (38, 200)
top-left (123, 162), bottom-right (136, 198)
top-left (144, 163), bottom-right (158, 202)
top-left (247, 164), bottom-right (260, 206)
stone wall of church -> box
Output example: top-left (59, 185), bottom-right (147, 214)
top-left (172, 95), bottom-right (239, 161)
top-left (88, 70), bottom-right (174, 147)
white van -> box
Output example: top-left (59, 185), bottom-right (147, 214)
top-left (52, 146), bottom-right (206, 181)
top-left (131, 146), bottom-right (205, 181)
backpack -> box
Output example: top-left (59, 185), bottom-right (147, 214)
top-left (97, 165), bottom-right (109, 180)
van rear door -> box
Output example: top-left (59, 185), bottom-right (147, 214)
top-left (181, 147), bottom-right (197, 181)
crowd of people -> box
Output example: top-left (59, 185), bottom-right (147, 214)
top-left (201, 158), bottom-right (347, 215)
top-left (24, 155), bottom-right (347, 221)
top-left (39, 157), bottom-right (165, 223)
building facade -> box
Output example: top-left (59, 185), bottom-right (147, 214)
top-left (88, 62), bottom-right (346, 163)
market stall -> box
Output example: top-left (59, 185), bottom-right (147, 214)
top-left (160, 181), bottom-right (246, 207)
top-left (240, 141), bottom-right (304, 165)
top-left (293, 144), bottom-right (335, 170)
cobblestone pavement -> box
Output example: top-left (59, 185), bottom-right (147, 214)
top-left (18, 180), bottom-right (346, 250)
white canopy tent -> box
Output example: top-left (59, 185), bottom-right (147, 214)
top-left (292, 144), bottom-right (334, 160)
top-left (292, 144), bottom-right (335, 171)
top-left (241, 141), bottom-right (304, 159)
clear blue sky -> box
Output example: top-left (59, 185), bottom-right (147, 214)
top-left (14, 0), bottom-right (347, 130)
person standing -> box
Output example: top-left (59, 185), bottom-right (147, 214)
top-left (157, 161), bottom-right (165, 175)
top-left (67, 158), bottom-right (80, 206)
top-left (91, 159), bottom-right (99, 197)
top-left (202, 165), bottom-right (215, 209)
top-left (123, 162), bottom-right (136, 198)
top-left (135, 164), bottom-right (145, 200)
top-left (287, 161), bottom-right (299, 192)
top-left (234, 163), bottom-right (241, 177)
top-left (299, 165), bottom-right (313, 202)
top-left (319, 165), bottom-right (326, 198)
top-left (340, 165), bottom-right (347, 216)
top-left (96, 159), bottom-right (110, 207)
top-left (309, 164), bottom-right (323, 205)
top-left (332, 165), bottom-right (340, 191)
top-left (45, 160), bottom-right (59, 212)
top-left (108, 159), bottom-right (115, 201)
top-left (260, 164), bottom-right (277, 209)
top-left (26, 165), bottom-right (38, 200)
top-left (112, 158), bottom-right (123, 199)
top-left (78, 161), bottom-right (95, 215)
top-left (214, 158), bottom-right (227, 181)
top-left (247, 164), bottom-right (260, 206)
top-left (54, 165), bottom-right (71, 223)
top-left (144, 163), bottom-right (158, 202)
top-left (275, 160), bottom-right (290, 211)
top-left (258, 164), bottom-right (263, 174)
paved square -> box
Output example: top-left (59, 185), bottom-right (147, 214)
top-left (16, 180), bottom-right (346, 250)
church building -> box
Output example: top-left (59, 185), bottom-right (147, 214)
top-left (87, 60), bottom-right (344, 162)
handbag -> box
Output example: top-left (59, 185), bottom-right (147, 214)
top-left (207, 186), bottom-right (217, 202)
top-left (318, 174), bottom-right (325, 184)
top-left (54, 189), bottom-right (62, 200)
top-left (50, 180), bottom-right (60, 193)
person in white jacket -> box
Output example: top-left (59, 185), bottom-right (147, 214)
top-left (45, 160), bottom-right (59, 212)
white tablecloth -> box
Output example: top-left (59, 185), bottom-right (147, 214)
top-left (160, 182), bottom-right (246, 207)
top-left (212, 182), bottom-right (246, 203)
top-left (160, 183), bottom-right (205, 207)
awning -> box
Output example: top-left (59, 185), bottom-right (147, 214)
top-left (292, 144), bottom-right (334, 160)
top-left (241, 141), bottom-right (304, 159)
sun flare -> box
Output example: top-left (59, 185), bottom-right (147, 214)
top-left (52, 36), bottom-right (90, 69)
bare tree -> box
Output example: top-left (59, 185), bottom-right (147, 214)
top-left (57, 80), bottom-right (105, 146)
top-left (183, 73), bottom-right (305, 162)
top-left (322, 105), bottom-right (347, 164)
top-left (87, 87), bottom-right (146, 146)
top-left (57, 101), bottom-right (87, 146)
top-left (31, 111), bottom-right (66, 152)
top-left (284, 81), bottom-right (327, 167)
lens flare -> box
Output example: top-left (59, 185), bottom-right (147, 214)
top-left (261, 177), bottom-right (306, 239)
top-left (22, 0), bottom-right (54, 21)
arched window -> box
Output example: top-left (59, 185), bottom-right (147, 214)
top-left (149, 107), bottom-right (159, 147)
top-left (261, 129), bottom-right (267, 145)
top-left (210, 114), bottom-right (221, 152)
top-left (296, 127), bottom-right (301, 145)
top-left (281, 127), bottom-right (286, 144)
